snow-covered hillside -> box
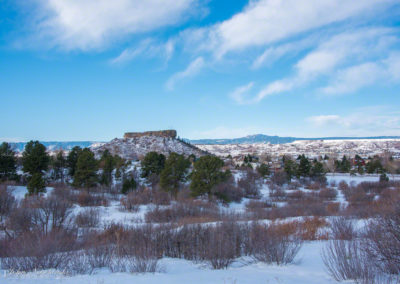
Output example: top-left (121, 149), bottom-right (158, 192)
top-left (196, 139), bottom-right (400, 159)
top-left (92, 136), bottom-right (205, 160)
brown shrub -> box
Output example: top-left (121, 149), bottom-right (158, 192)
top-left (246, 222), bottom-right (302, 265)
top-left (319, 188), bottom-right (338, 200)
top-left (77, 191), bottom-right (109, 207)
top-left (75, 208), bottom-right (100, 228)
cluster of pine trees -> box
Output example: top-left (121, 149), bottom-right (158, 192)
top-left (0, 141), bottom-right (129, 195)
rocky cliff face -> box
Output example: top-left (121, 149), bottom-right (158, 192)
top-left (92, 136), bottom-right (205, 160)
top-left (124, 130), bottom-right (177, 139)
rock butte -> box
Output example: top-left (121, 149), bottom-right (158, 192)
top-left (124, 130), bottom-right (177, 139)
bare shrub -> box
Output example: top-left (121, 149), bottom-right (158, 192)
top-left (318, 188), bottom-right (337, 200)
top-left (75, 208), bottom-right (100, 228)
top-left (212, 176), bottom-right (244, 203)
top-left (330, 217), bottom-right (356, 240)
top-left (120, 193), bottom-right (140, 212)
top-left (203, 223), bottom-right (239, 269)
top-left (77, 191), bottom-right (109, 207)
top-left (298, 217), bottom-right (329, 240)
top-left (237, 169), bottom-right (261, 198)
top-left (287, 190), bottom-right (304, 200)
top-left (0, 184), bottom-right (15, 220)
top-left (338, 180), bottom-right (349, 191)
top-left (1, 229), bottom-right (76, 272)
top-left (126, 256), bottom-right (160, 273)
top-left (364, 208), bottom-right (400, 275)
top-left (152, 188), bottom-right (171, 205)
top-left (322, 240), bottom-right (375, 282)
top-left (245, 200), bottom-right (272, 210)
top-left (269, 187), bottom-right (287, 201)
top-left (85, 243), bottom-right (114, 273)
top-left (271, 171), bottom-right (288, 186)
top-left (248, 223), bottom-right (302, 265)
top-left (145, 200), bottom-right (219, 224)
top-left (326, 202), bottom-right (341, 215)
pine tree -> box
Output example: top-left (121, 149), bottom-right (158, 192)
top-left (141, 152), bottom-right (166, 178)
top-left (257, 163), bottom-right (270, 177)
top-left (99, 150), bottom-right (115, 186)
top-left (190, 155), bottom-right (230, 197)
top-left (284, 158), bottom-right (297, 181)
top-left (52, 150), bottom-right (66, 181)
top-left (0, 142), bottom-right (17, 180)
top-left (22, 141), bottom-right (49, 175)
top-left (160, 153), bottom-right (191, 195)
top-left (27, 173), bottom-right (46, 195)
top-left (121, 176), bottom-right (137, 194)
top-left (67, 146), bottom-right (82, 177)
top-left (297, 155), bottom-right (311, 177)
top-left (73, 148), bottom-right (98, 188)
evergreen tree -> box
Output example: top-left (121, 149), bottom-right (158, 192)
top-left (99, 150), bottom-right (115, 186)
top-left (52, 150), bottom-right (66, 181)
top-left (141, 152), bottom-right (166, 178)
top-left (283, 158), bottom-right (297, 181)
top-left (256, 163), bottom-right (270, 177)
top-left (310, 160), bottom-right (325, 178)
top-left (190, 155), bottom-right (230, 197)
top-left (73, 148), bottom-right (98, 188)
top-left (160, 153), bottom-right (191, 195)
top-left (121, 176), bottom-right (137, 194)
top-left (27, 173), bottom-right (46, 195)
top-left (67, 146), bottom-right (82, 177)
top-left (22, 140), bottom-right (49, 175)
top-left (366, 157), bottom-right (385, 174)
top-left (0, 142), bottom-right (17, 180)
top-left (297, 155), bottom-right (311, 177)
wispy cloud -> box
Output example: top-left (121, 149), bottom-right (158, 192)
top-left (307, 107), bottom-right (400, 136)
top-left (166, 57), bottom-right (205, 90)
top-left (23, 0), bottom-right (198, 51)
top-left (186, 0), bottom-right (395, 58)
top-left (110, 38), bottom-right (175, 65)
top-left (230, 28), bottom-right (400, 103)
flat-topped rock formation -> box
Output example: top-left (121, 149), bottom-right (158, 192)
top-left (93, 130), bottom-right (205, 160)
top-left (124, 130), bottom-right (177, 139)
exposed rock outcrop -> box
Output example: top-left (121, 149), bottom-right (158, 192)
top-left (124, 130), bottom-right (177, 139)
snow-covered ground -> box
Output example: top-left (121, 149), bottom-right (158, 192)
top-left (4, 173), bottom-right (398, 283)
top-left (7, 186), bottom-right (54, 201)
top-left (0, 242), bottom-right (335, 284)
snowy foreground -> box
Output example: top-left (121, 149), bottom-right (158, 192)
top-left (1, 242), bottom-right (332, 284)
top-left (2, 174), bottom-right (398, 284)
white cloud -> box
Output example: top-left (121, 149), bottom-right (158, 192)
top-left (110, 38), bottom-right (175, 65)
top-left (251, 36), bottom-right (317, 69)
top-left (196, 0), bottom-right (395, 57)
top-left (254, 80), bottom-right (293, 102)
top-left (28, 0), bottom-right (197, 50)
top-left (321, 62), bottom-right (382, 95)
top-left (321, 52), bottom-right (400, 95)
top-left (232, 28), bottom-right (400, 103)
top-left (166, 57), bottom-right (205, 90)
top-left (229, 82), bottom-right (254, 104)
top-left (307, 115), bottom-right (342, 127)
top-left (307, 107), bottom-right (400, 136)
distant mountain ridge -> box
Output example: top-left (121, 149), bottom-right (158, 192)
top-left (8, 141), bottom-right (97, 152)
top-left (189, 134), bottom-right (400, 145)
top-left (5, 134), bottom-right (400, 152)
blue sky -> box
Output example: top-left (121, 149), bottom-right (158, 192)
top-left (1, 0), bottom-right (400, 141)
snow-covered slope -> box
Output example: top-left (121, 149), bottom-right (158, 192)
top-left (196, 139), bottom-right (400, 159)
top-left (92, 137), bottom-right (205, 160)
